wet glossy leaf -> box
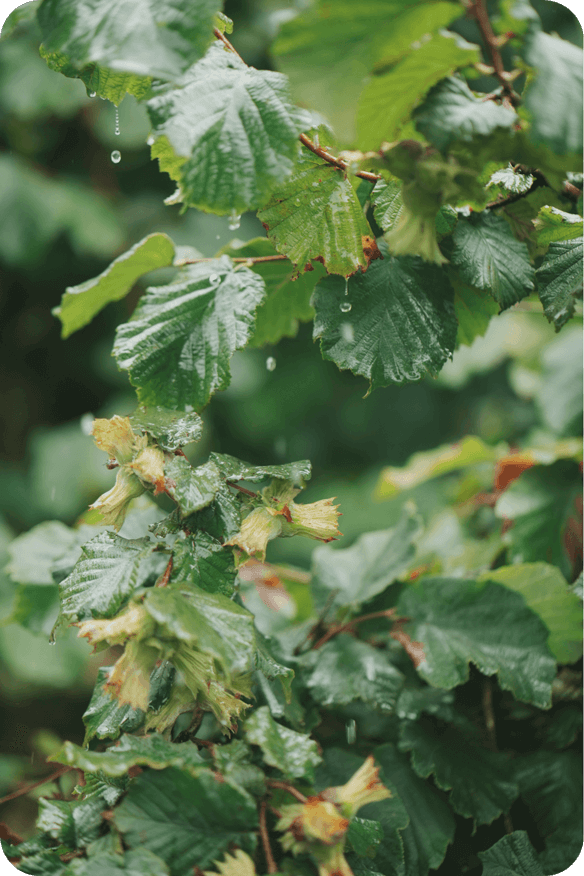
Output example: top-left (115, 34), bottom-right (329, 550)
top-left (51, 733), bottom-right (205, 777)
top-left (244, 705), bottom-right (321, 780)
top-left (129, 405), bottom-right (203, 450)
top-left (172, 530), bottom-right (236, 597)
top-left (36, 796), bottom-right (104, 848)
top-left (397, 576), bottom-right (556, 708)
top-left (163, 456), bottom-right (222, 517)
top-left (209, 452), bottom-right (311, 486)
top-left (148, 42), bottom-right (304, 214)
top-left (113, 258), bottom-right (266, 412)
top-left (371, 177), bottom-right (403, 232)
top-left (39, 46), bottom-right (152, 103)
top-left (537, 238), bottom-right (583, 331)
top-left (66, 849), bottom-right (170, 876)
top-left (479, 832), bottom-right (544, 876)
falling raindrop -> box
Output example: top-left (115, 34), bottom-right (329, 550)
top-left (346, 719), bottom-right (357, 744)
top-left (87, 90), bottom-right (97, 98)
top-left (114, 105), bottom-right (120, 135)
top-left (344, 277), bottom-right (349, 295)
top-left (340, 301), bottom-right (352, 313)
top-left (209, 272), bottom-right (220, 285)
top-left (147, 134), bottom-right (155, 146)
top-left (80, 412), bottom-right (94, 435)
top-left (111, 150), bottom-right (121, 164)
top-left (215, 234), bottom-right (221, 240)
top-left (228, 210), bottom-right (241, 230)
top-left (265, 356), bottom-right (277, 372)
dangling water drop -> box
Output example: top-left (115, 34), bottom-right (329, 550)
top-left (228, 210), bottom-right (241, 231)
top-left (111, 150), bottom-right (121, 164)
top-left (87, 89), bottom-right (97, 98)
top-left (114, 106), bottom-right (120, 136)
top-left (344, 277), bottom-right (349, 295)
top-left (209, 272), bottom-right (220, 285)
top-left (346, 719), bottom-right (357, 744)
top-left (314, 132), bottom-right (320, 149)
top-left (266, 356), bottom-right (277, 372)
top-left (147, 134), bottom-right (155, 146)
top-left (340, 301), bottom-right (352, 313)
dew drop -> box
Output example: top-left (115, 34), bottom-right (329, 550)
top-left (294, 198), bottom-right (301, 206)
top-left (111, 150), bottom-right (121, 164)
top-left (266, 356), bottom-right (277, 372)
top-left (340, 301), bottom-right (352, 313)
top-left (344, 277), bottom-right (349, 295)
top-left (147, 134), bottom-right (155, 146)
top-left (87, 89), bottom-right (97, 98)
top-left (114, 105), bottom-right (120, 135)
top-left (209, 272), bottom-right (220, 285)
top-left (346, 719), bottom-right (357, 744)
top-left (228, 210), bottom-right (241, 230)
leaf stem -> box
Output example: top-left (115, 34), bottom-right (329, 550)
top-left (259, 800), bottom-right (278, 873)
top-left (226, 480), bottom-right (258, 498)
top-left (176, 255), bottom-right (290, 266)
top-left (468, 0), bottom-right (519, 106)
top-left (0, 768), bottom-right (72, 806)
top-left (266, 779), bottom-right (308, 803)
top-left (312, 608), bottom-right (397, 650)
top-left (213, 27), bottom-right (245, 64)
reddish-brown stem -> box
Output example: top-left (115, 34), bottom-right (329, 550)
top-left (178, 254), bottom-right (290, 266)
top-left (226, 480), bottom-right (258, 498)
top-left (468, 0), bottom-right (519, 106)
top-left (312, 608), bottom-right (397, 650)
top-left (156, 555), bottom-right (173, 588)
top-left (300, 133), bottom-right (381, 182)
top-left (266, 779), bottom-right (308, 803)
top-left (213, 27), bottom-right (245, 64)
top-left (259, 801), bottom-right (278, 874)
top-left (0, 768), bottom-right (72, 806)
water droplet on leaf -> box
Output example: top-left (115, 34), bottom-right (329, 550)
top-left (266, 356), bottom-right (277, 372)
top-left (114, 106), bottom-right (120, 135)
top-left (340, 301), bottom-right (352, 313)
top-left (346, 719), bottom-right (357, 744)
top-left (87, 89), bottom-right (97, 98)
top-left (111, 150), bottom-right (121, 164)
top-left (209, 272), bottom-right (220, 285)
top-left (228, 210), bottom-right (241, 230)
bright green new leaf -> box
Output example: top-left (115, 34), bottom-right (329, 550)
top-left (495, 460), bottom-right (582, 580)
top-left (302, 634), bottom-right (405, 713)
top-left (37, 0), bottom-right (219, 86)
top-left (399, 717), bottom-right (519, 824)
top-left (218, 238), bottom-right (320, 347)
top-left (39, 45), bottom-right (152, 104)
top-left (533, 206), bottom-right (583, 247)
top-left (479, 832), bottom-right (545, 876)
top-left (414, 75), bottom-right (517, 151)
top-left (209, 452), bottom-right (311, 486)
top-left (357, 33), bottom-right (480, 149)
top-left (514, 751), bottom-right (583, 874)
top-left (129, 405), bottom-right (203, 450)
top-left (479, 563), bottom-right (582, 664)
top-left (397, 576), bottom-right (556, 708)
top-left (172, 530), bottom-right (236, 597)
top-left (148, 42), bottom-right (304, 214)
top-left (537, 238), bottom-right (583, 331)
top-left (522, 29), bottom-right (583, 155)
top-left (54, 235), bottom-right (175, 339)
top-left (244, 705), bottom-right (321, 781)
top-left (51, 733), bottom-right (205, 777)
top-left (375, 434), bottom-right (496, 499)
top-left (58, 532), bottom-right (157, 622)
top-left (163, 456), bottom-right (222, 517)
top-left (113, 767), bottom-right (257, 874)
top-left (311, 508), bottom-right (420, 611)
top-left (257, 146), bottom-right (374, 277)
top-left (312, 242), bottom-right (457, 388)
top-left (113, 258), bottom-right (266, 412)
top-left (450, 212), bottom-right (535, 309)
top-left (273, 0), bottom-right (464, 143)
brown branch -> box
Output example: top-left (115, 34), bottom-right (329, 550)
top-left (266, 779), bottom-right (308, 803)
top-left (226, 480), bottom-right (258, 498)
top-left (312, 608), bottom-right (397, 650)
top-left (300, 133), bottom-right (381, 182)
top-left (259, 801), bottom-right (278, 874)
top-left (468, 0), bottom-right (519, 106)
top-left (0, 768), bottom-right (72, 806)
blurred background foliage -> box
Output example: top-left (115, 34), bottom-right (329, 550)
top-left (0, 0), bottom-right (582, 839)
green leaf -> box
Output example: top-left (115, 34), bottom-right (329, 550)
top-left (36, 796), bottom-right (104, 848)
top-left (450, 212), bottom-right (535, 309)
top-left (51, 733), bottom-right (205, 777)
top-left (66, 849), bottom-right (171, 876)
top-left (347, 818), bottom-right (384, 858)
top-left (311, 508), bottom-right (420, 612)
top-left (163, 456), bottom-right (222, 517)
top-left (488, 165), bottom-right (534, 195)
top-left (244, 705), bottom-right (321, 780)
top-left (301, 634), bottom-right (405, 712)
top-left (397, 576), bottom-right (556, 708)
top-left (375, 435), bottom-right (496, 499)
top-left (522, 29), bottom-right (583, 155)
top-left (535, 328), bottom-right (583, 436)
top-left (39, 46), bottom-right (152, 103)
top-left (218, 238), bottom-right (320, 347)
top-left (478, 563), bottom-right (582, 665)
top-left (172, 530), bottom-right (236, 597)
top-left (2, 584), bottom-right (59, 635)
top-left (148, 42), bottom-right (304, 214)
top-left (313, 242), bottom-right (457, 388)
top-left (374, 743), bottom-right (456, 876)
top-left (452, 273), bottom-right (500, 347)
top-left (495, 461), bottom-right (582, 580)
top-left (183, 484), bottom-right (243, 542)
top-left (357, 33), bottom-right (480, 149)
top-left (6, 520), bottom-right (79, 585)
top-left (543, 705), bottom-right (582, 750)
top-left (533, 206), bottom-right (583, 247)
top-left (129, 405), bottom-right (203, 450)
top-left (479, 832), bottom-right (545, 876)
top-left (414, 75), bottom-right (517, 151)
top-left (399, 716), bottom-right (518, 824)
top-left (257, 146), bottom-right (374, 277)
top-left (273, 0), bottom-right (464, 143)
top-left (113, 767), bottom-right (257, 874)
top-left (59, 532), bottom-right (156, 622)
top-left (537, 238), bottom-right (583, 331)
top-left (514, 751), bottom-right (583, 874)
top-left (372, 177), bottom-right (403, 231)
top-left (209, 452), bottom-right (311, 486)
top-left (210, 739), bottom-right (266, 799)
top-left (37, 0), bottom-right (219, 86)
top-left (53, 234), bottom-right (176, 339)
top-left (113, 258), bottom-right (266, 411)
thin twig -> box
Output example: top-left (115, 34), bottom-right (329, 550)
top-left (481, 678), bottom-right (514, 834)
top-left (0, 768), bottom-right (72, 806)
top-left (226, 480), bottom-right (258, 498)
top-left (213, 27), bottom-right (245, 64)
top-left (312, 608), bottom-right (397, 650)
top-left (177, 255), bottom-right (290, 266)
top-left (469, 0), bottom-right (519, 106)
top-left (259, 801), bottom-right (278, 874)
top-left (266, 779), bottom-right (308, 803)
